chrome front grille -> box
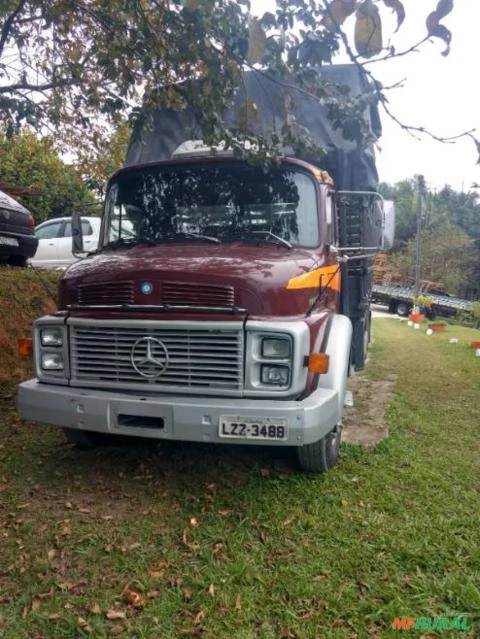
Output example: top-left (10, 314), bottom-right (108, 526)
top-left (69, 320), bottom-right (244, 394)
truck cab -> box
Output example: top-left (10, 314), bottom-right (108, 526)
top-left (17, 144), bottom-right (383, 472)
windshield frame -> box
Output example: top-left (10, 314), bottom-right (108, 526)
top-left (101, 157), bottom-right (323, 250)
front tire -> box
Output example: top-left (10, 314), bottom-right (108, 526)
top-left (297, 425), bottom-right (342, 473)
top-left (63, 428), bottom-right (116, 450)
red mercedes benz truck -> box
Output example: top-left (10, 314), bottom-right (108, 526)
top-left (17, 65), bottom-right (386, 472)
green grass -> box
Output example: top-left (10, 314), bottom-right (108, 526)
top-left (0, 319), bottom-right (479, 638)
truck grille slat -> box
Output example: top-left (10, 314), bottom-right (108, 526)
top-left (78, 281), bottom-right (135, 305)
top-left (161, 281), bottom-right (235, 306)
top-left (70, 323), bottom-right (244, 392)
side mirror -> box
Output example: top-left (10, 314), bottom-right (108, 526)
top-left (71, 211), bottom-right (84, 255)
top-left (382, 200), bottom-right (395, 250)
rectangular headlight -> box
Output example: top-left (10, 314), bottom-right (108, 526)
top-left (261, 365), bottom-right (289, 386)
top-left (40, 327), bottom-right (63, 346)
top-left (41, 352), bottom-right (64, 370)
top-left (261, 338), bottom-right (291, 359)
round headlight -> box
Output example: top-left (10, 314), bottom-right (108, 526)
top-left (40, 327), bottom-right (63, 347)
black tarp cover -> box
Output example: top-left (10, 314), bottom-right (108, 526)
top-left (125, 64), bottom-right (381, 191)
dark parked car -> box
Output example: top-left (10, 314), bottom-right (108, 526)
top-left (0, 189), bottom-right (38, 267)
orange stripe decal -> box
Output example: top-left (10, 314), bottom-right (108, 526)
top-left (286, 265), bottom-right (341, 292)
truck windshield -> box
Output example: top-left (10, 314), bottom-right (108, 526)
top-left (103, 162), bottom-right (320, 248)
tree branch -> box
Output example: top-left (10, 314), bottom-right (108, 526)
top-left (0, 0), bottom-right (27, 59)
top-left (319, 0), bottom-right (476, 145)
top-left (0, 79), bottom-right (75, 93)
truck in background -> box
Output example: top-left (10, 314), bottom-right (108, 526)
top-left (17, 65), bottom-right (387, 472)
top-left (372, 254), bottom-right (475, 318)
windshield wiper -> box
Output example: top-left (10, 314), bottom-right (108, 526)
top-left (222, 230), bottom-right (292, 249)
top-left (159, 232), bottom-right (221, 244)
top-left (98, 237), bottom-right (156, 252)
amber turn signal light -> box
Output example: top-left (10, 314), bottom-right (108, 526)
top-left (18, 338), bottom-right (33, 357)
top-left (307, 353), bottom-right (330, 374)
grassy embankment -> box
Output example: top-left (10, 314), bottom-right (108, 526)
top-left (0, 269), bottom-right (479, 638)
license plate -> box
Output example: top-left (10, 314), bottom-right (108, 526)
top-left (219, 416), bottom-right (288, 441)
top-left (0, 236), bottom-right (19, 247)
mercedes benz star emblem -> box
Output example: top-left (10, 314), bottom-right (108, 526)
top-left (130, 336), bottom-right (169, 379)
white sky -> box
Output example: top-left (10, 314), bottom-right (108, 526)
top-left (370, 2), bottom-right (480, 192)
top-left (253, 1), bottom-right (480, 192)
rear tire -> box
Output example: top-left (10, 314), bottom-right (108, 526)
top-left (8, 255), bottom-right (27, 268)
top-left (297, 425), bottom-right (342, 473)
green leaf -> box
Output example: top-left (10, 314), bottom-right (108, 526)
top-left (426, 0), bottom-right (454, 56)
top-left (322, 0), bottom-right (357, 31)
top-left (382, 0), bottom-right (405, 32)
top-left (354, 0), bottom-right (382, 58)
top-left (247, 18), bottom-right (267, 64)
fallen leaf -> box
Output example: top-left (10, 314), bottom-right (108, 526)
top-left (90, 603), bottom-right (101, 614)
top-left (341, 499), bottom-right (349, 507)
top-left (147, 590), bottom-right (160, 599)
top-left (78, 616), bottom-right (93, 633)
top-left (58, 580), bottom-right (86, 593)
top-left (208, 583), bottom-right (215, 597)
top-left (125, 590), bottom-right (143, 608)
top-left (194, 609), bottom-right (205, 624)
top-left (150, 569), bottom-right (165, 579)
top-left (182, 588), bottom-right (193, 600)
top-left (78, 507), bottom-right (91, 514)
top-left (167, 576), bottom-right (183, 587)
top-left (47, 549), bottom-right (57, 561)
top-left (106, 609), bottom-right (127, 620)
top-left (190, 517), bottom-right (199, 527)
top-left (48, 613), bottom-right (61, 620)
top-left (104, 544), bottom-right (114, 553)
top-left (102, 515), bottom-right (114, 521)
top-left (65, 501), bottom-right (73, 509)
top-left (235, 595), bottom-right (242, 610)
top-left (31, 598), bottom-right (41, 612)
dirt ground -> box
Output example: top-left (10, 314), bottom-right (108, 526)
top-left (342, 371), bottom-right (397, 446)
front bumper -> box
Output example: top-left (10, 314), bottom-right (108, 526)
top-left (17, 380), bottom-right (340, 446)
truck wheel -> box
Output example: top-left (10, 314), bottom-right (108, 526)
top-left (297, 425), bottom-right (341, 473)
top-left (388, 299), bottom-right (397, 314)
top-left (63, 428), bottom-right (102, 450)
top-left (396, 302), bottom-right (410, 317)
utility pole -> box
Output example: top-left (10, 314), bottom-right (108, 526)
top-left (414, 174), bottom-right (425, 305)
